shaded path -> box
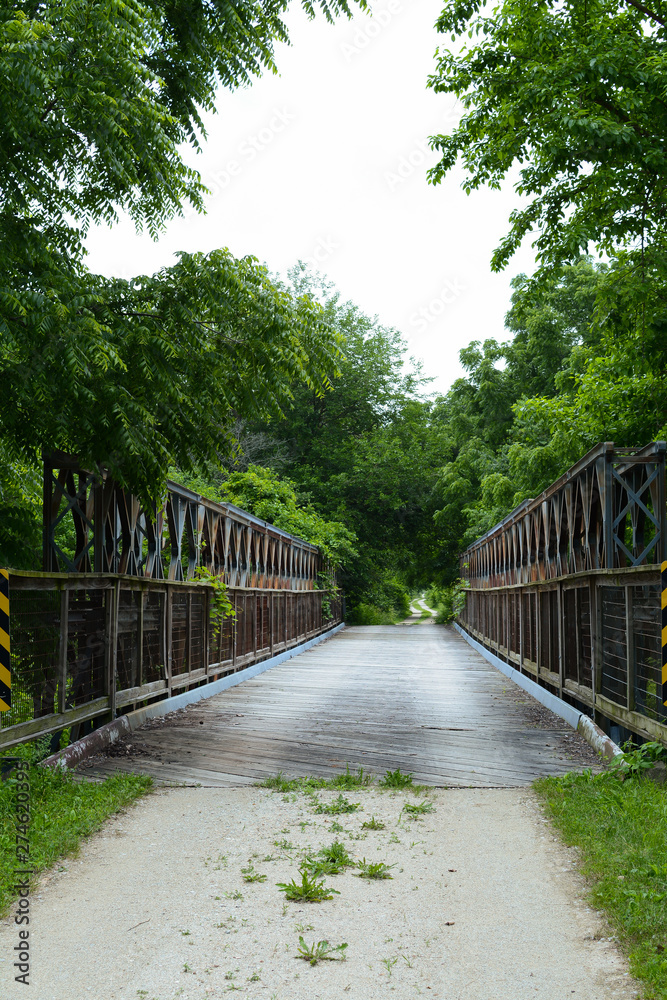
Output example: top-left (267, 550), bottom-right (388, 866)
top-left (82, 624), bottom-right (599, 787)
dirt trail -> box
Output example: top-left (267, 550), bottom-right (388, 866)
top-left (0, 784), bottom-right (637, 1000)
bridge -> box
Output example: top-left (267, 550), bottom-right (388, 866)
top-left (1, 443), bottom-right (665, 773)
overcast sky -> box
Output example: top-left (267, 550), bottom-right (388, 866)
top-left (84, 0), bottom-right (537, 394)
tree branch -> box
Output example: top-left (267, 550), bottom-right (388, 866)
top-left (624, 0), bottom-right (666, 26)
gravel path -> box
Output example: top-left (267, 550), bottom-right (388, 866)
top-left (0, 784), bottom-right (638, 1000)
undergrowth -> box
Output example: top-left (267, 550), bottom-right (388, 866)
top-left (535, 743), bottom-right (667, 999)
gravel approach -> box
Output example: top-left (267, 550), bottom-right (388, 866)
top-left (0, 784), bottom-right (638, 1000)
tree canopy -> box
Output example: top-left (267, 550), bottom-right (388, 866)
top-left (427, 0), bottom-right (667, 273)
top-left (0, 0), bottom-right (363, 500)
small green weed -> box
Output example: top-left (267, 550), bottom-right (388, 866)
top-left (276, 870), bottom-right (340, 902)
top-left (260, 772), bottom-right (301, 792)
top-left (297, 937), bottom-right (348, 965)
top-left (381, 956), bottom-right (398, 976)
top-left (362, 816), bottom-right (385, 830)
top-left (380, 769), bottom-right (413, 789)
top-left (403, 801), bottom-right (434, 819)
top-left (356, 858), bottom-right (395, 879)
top-left (241, 863), bottom-right (267, 883)
top-left (273, 838), bottom-right (294, 851)
top-left (314, 794), bottom-right (360, 815)
top-left (329, 821), bottom-right (345, 833)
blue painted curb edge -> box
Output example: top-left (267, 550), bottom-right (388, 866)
top-left (453, 621), bottom-right (622, 760)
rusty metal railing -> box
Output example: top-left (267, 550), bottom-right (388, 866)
top-left (0, 571), bottom-right (342, 751)
top-left (457, 443), bottom-right (667, 744)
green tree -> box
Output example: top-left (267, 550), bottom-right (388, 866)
top-left (427, 0), bottom-right (667, 272)
top-left (0, 0), bottom-right (363, 502)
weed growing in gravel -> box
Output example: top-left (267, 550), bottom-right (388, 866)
top-left (314, 794), bottom-right (360, 815)
top-left (403, 801), bottom-right (434, 819)
top-left (362, 816), bottom-right (385, 830)
top-left (260, 772), bottom-right (301, 792)
top-left (297, 937), bottom-right (348, 965)
top-left (223, 890), bottom-right (244, 901)
top-left (277, 870), bottom-right (340, 902)
top-left (241, 863), bottom-right (267, 883)
top-left (329, 821), bottom-right (345, 833)
top-left (302, 840), bottom-right (355, 876)
top-left (319, 839), bottom-right (355, 866)
top-left (381, 956), bottom-right (398, 976)
top-left (328, 765), bottom-right (372, 789)
top-left (380, 768), bottom-right (413, 789)
top-left (273, 838), bottom-right (294, 851)
top-left (356, 859), bottom-right (395, 879)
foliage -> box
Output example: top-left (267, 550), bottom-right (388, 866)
top-left (276, 870), bottom-right (340, 902)
top-left (0, 767), bottom-right (151, 915)
top-left (611, 741), bottom-right (667, 780)
top-left (193, 566), bottom-right (236, 639)
top-left (1, 0), bottom-right (365, 505)
top-left (346, 603), bottom-right (400, 626)
top-left (428, 579), bottom-right (468, 624)
top-left (242, 266), bottom-right (452, 611)
top-left (428, 0), bottom-right (667, 273)
top-left (536, 766), bottom-right (667, 998)
top-left (296, 936), bottom-right (348, 965)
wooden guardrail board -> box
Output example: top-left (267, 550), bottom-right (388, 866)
top-left (79, 623), bottom-right (600, 787)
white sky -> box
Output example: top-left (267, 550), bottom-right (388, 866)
top-left (84, 0), bottom-right (538, 394)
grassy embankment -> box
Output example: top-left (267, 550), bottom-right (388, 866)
top-left (0, 763), bottom-right (152, 915)
top-left (536, 745), bottom-right (667, 999)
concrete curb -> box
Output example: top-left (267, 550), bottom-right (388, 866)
top-left (42, 621), bottom-right (345, 771)
top-left (453, 622), bottom-right (623, 761)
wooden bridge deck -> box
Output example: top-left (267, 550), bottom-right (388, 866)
top-left (81, 623), bottom-right (599, 787)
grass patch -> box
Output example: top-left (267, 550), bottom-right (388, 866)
top-left (260, 766), bottom-right (373, 794)
top-left (379, 768), bottom-right (413, 789)
top-left (0, 765), bottom-right (152, 916)
top-left (535, 752), bottom-right (667, 999)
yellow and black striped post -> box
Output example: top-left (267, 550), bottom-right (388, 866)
top-left (0, 569), bottom-right (9, 711)
top-left (663, 561), bottom-right (667, 707)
